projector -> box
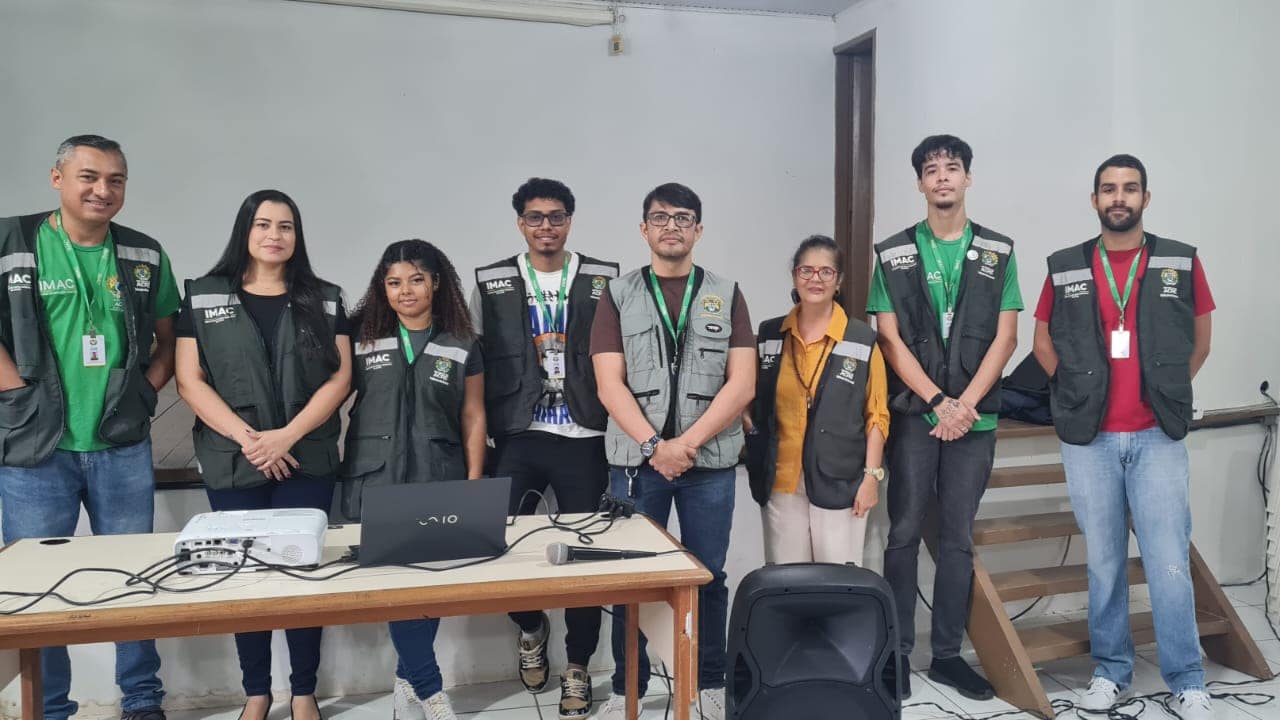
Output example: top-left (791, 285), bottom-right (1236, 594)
top-left (174, 508), bottom-right (328, 575)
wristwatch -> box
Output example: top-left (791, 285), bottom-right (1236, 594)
top-left (864, 467), bottom-right (886, 482)
top-left (640, 434), bottom-right (662, 458)
top-left (926, 392), bottom-right (946, 409)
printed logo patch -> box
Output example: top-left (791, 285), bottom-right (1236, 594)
top-left (484, 278), bottom-right (514, 295)
top-left (591, 275), bottom-right (607, 299)
top-left (431, 357), bottom-right (453, 384)
top-left (701, 294), bottom-right (724, 315)
top-left (889, 254), bottom-right (917, 271)
top-left (1064, 282), bottom-right (1090, 299)
top-left (837, 357), bottom-right (858, 384)
top-left (1160, 268), bottom-right (1180, 298)
top-left (364, 352), bottom-right (392, 371)
top-left (106, 274), bottom-right (125, 311)
top-left (981, 250), bottom-right (999, 267)
top-left (203, 306), bottom-right (237, 324)
top-left (133, 265), bottom-right (152, 292)
top-left (7, 272), bottom-right (31, 292)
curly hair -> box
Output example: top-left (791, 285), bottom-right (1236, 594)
top-left (350, 239), bottom-right (473, 346)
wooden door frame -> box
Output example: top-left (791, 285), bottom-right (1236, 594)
top-left (834, 29), bottom-right (875, 320)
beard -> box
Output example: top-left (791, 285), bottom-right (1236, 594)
top-left (1099, 204), bottom-right (1143, 232)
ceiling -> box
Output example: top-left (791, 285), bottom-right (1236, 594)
top-left (627, 0), bottom-right (855, 17)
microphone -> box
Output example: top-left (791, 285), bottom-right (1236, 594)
top-left (545, 542), bottom-right (658, 565)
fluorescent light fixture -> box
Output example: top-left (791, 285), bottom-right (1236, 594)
top-left (286, 0), bottom-right (615, 26)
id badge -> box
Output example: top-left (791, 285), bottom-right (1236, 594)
top-left (1110, 329), bottom-right (1131, 359)
top-left (544, 349), bottom-right (566, 380)
top-left (941, 310), bottom-right (955, 341)
top-left (83, 334), bottom-right (107, 367)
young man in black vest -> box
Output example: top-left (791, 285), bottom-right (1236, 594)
top-left (1032, 155), bottom-right (1215, 719)
top-left (867, 135), bottom-right (1022, 700)
top-left (0, 136), bottom-right (180, 720)
top-left (470, 178), bottom-right (618, 720)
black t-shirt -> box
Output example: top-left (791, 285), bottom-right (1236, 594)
top-left (176, 290), bottom-right (352, 358)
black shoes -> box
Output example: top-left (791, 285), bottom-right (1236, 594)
top-left (927, 656), bottom-right (995, 700)
top-left (121, 707), bottom-right (166, 720)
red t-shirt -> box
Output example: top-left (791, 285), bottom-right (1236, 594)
top-left (1034, 246), bottom-right (1215, 432)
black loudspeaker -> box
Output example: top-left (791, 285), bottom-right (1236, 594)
top-left (727, 563), bottom-right (900, 720)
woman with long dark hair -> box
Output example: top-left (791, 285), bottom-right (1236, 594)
top-left (341, 239), bottom-right (485, 720)
top-left (745, 234), bottom-right (888, 565)
top-left (174, 189), bottom-right (351, 720)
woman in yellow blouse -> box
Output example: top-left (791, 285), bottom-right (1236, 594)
top-left (746, 235), bottom-right (889, 565)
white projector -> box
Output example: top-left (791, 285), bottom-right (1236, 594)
top-left (174, 508), bottom-right (329, 575)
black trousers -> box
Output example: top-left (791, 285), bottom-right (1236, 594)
top-left (882, 413), bottom-right (996, 659)
top-left (206, 473), bottom-right (336, 696)
top-left (496, 431), bottom-right (608, 666)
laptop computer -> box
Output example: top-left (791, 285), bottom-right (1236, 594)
top-left (357, 477), bottom-right (511, 566)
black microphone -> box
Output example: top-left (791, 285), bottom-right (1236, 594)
top-left (545, 542), bottom-right (658, 565)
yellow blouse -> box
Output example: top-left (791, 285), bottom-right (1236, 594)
top-left (772, 304), bottom-right (890, 495)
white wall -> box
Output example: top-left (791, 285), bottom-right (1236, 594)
top-left (835, 0), bottom-right (1279, 654)
top-left (0, 0), bottom-right (833, 715)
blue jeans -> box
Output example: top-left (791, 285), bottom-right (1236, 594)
top-left (608, 465), bottom-right (735, 696)
top-left (388, 618), bottom-right (443, 699)
top-left (206, 473), bottom-right (336, 696)
top-left (1061, 428), bottom-right (1205, 694)
top-left (0, 439), bottom-right (164, 720)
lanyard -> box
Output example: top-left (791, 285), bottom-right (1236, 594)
top-left (398, 322), bottom-right (433, 365)
top-left (54, 211), bottom-right (113, 335)
top-left (648, 267), bottom-right (697, 343)
top-left (789, 333), bottom-right (832, 410)
top-left (922, 230), bottom-right (969, 313)
top-left (523, 253), bottom-right (571, 333)
top-left (1097, 238), bottom-right (1146, 328)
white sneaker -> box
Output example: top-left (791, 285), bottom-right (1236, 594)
top-left (391, 678), bottom-right (457, 720)
top-left (596, 693), bottom-right (630, 719)
top-left (691, 687), bottom-right (725, 720)
top-left (1079, 676), bottom-right (1122, 711)
top-left (1177, 689), bottom-right (1215, 720)
top-left (392, 678), bottom-right (426, 720)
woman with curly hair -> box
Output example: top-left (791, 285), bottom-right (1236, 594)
top-left (341, 239), bottom-right (485, 720)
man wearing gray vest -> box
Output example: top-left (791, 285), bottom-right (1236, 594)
top-left (1033, 155), bottom-right (1215, 719)
top-left (868, 135), bottom-right (1022, 701)
top-left (470, 178), bottom-right (618, 719)
top-left (0, 135), bottom-right (179, 720)
top-left (591, 182), bottom-right (755, 720)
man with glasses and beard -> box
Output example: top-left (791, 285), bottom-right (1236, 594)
top-left (470, 178), bottom-right (618, 720)
top-left (1032, 154), bottom-right (1216, 719)
top-left (590, 182), bottom-right (755, 720)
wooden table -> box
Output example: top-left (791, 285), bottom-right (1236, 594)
top-left (0, 514), bottom-right (710, 720)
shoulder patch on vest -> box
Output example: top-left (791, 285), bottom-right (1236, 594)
top-left (478, 265), bottom-right (519, 295)
top-left (116, 245), bottom-right (161, 265)
top-left (1148, 255), bottom-right (1193, 271)
top-left (835, 356), bottom-right (860, 384)
top-left (323, 300), bottom-right (338, 316)
top-left (1052, 269), bottom-right (1093, 286)
top-left (425, 342), bottom-right (469, 365)
top-left (0, 252), bottom-right (36, 274)
top-left (879, 244), bottom-right (919, 268)
top-left (832, 340), bottom-right (872, 361)
top-left (355, 337), bottom-right (398, 355)
top-left (579, 262), bottom-right (618, 279)
top-left (971, 237), bottom-right (1012, 255)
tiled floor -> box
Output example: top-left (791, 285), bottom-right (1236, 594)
top-left (165, 586), bottom-right (1280, 719)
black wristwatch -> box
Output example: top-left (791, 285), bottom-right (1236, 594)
top-left (640, 434), bottom-right (662, 458)
top-left (927, 392), bottom-right (946, 409)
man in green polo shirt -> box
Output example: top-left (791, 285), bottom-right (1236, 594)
top-left (867, 135), bottom-right (1022, 702)
top-left (0, 135), bottom-right (180, 720)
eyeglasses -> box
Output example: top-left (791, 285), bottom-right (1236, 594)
top-left (521, 211), bottom-right (571, 227)
top-left (794, 266), bottom-right (838, 282)
top-left (646, 211), bottom-right (698, 229)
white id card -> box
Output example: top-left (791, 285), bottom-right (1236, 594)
top-left (544, 349), bottom-right (566, 380)
top-left (82, 334), bottom-right (107, 367)
top-left (1110, 329), bottom-right (1131, 359)
top-left (941, 310), bottom-right (955, 341)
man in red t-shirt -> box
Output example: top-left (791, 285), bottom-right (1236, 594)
top-left (1032, 155), bottom-right (1215, 720)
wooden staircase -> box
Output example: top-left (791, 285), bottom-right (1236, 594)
top-left (925, 423), bottom-right (1271, 718)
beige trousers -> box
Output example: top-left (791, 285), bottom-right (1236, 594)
top-left (762, 475), bottom-right (868, 566)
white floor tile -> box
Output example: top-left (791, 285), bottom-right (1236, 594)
top-left (1224, 582), bottom-right (1270, 608)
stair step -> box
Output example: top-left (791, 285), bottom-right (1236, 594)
top-left (973, 512), bottom-right (1080, 545)
top-left (990, 559), bottom-right (1145, 601)
top-left (988, 464), bottom-right (1066, 489)
top-left (1018, 610), bottom-right (1231, 664)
